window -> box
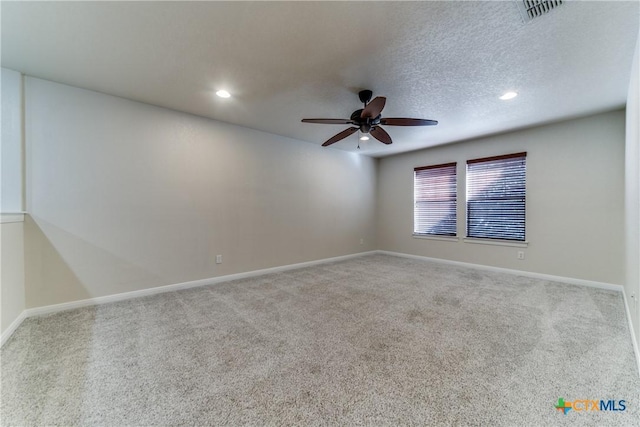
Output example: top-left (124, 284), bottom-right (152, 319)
top-left (466, 153), bottom-right (526, 241)
top-left (414, 162), bottom-right (457, 236)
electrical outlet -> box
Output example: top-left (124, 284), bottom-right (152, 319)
top-left (517, 251), bottom-right (525, 260)
top-left (216, 255), bottom-right (222, 264)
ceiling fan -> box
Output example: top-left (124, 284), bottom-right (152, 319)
top-left (301, 90), bottom-right (438, 147)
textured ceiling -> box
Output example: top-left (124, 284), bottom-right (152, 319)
top-left (2, 1), bottom-right (638, 157)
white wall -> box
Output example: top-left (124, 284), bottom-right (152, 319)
top-left (377, 110), bottom-right (626, 285)
top-left (625, 33), bottom-right (640, 345)
top-left (24, 77), bottom-right (377, 308)
top-left (0, 68), bottom-right (26, 336)
top-left (1, 68), bottom-right (23, 213)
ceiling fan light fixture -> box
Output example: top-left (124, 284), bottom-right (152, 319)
top-left (499, 91), bottom-right (518, 100)
top-left (359, 135), bottom-right (370, 141)
top-left (216, 89), bottom-right (231, 98)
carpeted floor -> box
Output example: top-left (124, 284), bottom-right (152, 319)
top-left (1, 254), bottom-right (638, 426)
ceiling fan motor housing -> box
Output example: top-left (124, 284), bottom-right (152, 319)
top-left (350, 109), bottom-right (381, 134)
top-left (350, 109), bottom-right (363, 121)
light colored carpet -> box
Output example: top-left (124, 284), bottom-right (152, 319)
top-left (1, 254), bottom-right (638, 426)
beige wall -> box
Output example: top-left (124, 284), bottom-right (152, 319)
top-left (377, 110), bottom-right (626, 285)
top-left (24, 77), bottom-right (377, 308)
top-left (1, 221), bottom-right (25, 335)
top-left (625, 32), bottom-right (640, 344)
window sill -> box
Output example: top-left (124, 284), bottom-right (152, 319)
top-left (1, 213), bottom-right (25, 223)
top-left (413, 234), bottom-right (459, 242)
top-left (463, 238), bottom-right (528, 248)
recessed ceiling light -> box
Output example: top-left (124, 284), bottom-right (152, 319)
top-left (359, 135), bottom-right (370, 141)
top-left (499, 91), bottom-right (518, 100)
top-left (216, 90), bottom-right (231, 98)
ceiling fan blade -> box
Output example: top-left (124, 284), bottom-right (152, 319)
top-left (361, 96), bottom-right (386, 119)
top-left (370, 126), bottom-right (393, 145)
top-left (302, 119), bottom-right (354, 125)
top-left (380, 118), bottom-right (438, 126)
top-left (322, 127), bottom-right (358, 147)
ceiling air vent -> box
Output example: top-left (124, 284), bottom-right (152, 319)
top-left (516, 0), bottom-right (564, 22)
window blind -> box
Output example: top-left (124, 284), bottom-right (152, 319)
top-left (414, 162), bottom-right (457, 236)
top-left (466, 153), bottom-right (526, 241)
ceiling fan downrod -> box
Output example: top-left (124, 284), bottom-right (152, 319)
top-left (358, 89), bottom-right (373, 106)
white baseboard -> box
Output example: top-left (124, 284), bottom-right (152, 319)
top-left (0, 310), bottom-right (27, 347)
top-left (8, 251), bottom-right (377, 332)
top-left (376, 250), bottom-right (623, 292)
top-left (621, 289), bottom-right (640, 378)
